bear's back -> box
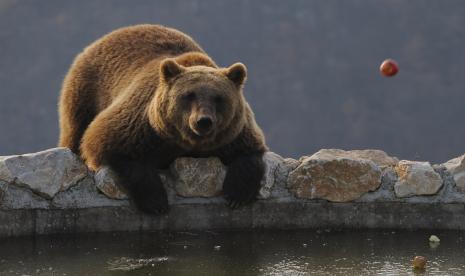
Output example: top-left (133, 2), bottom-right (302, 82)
top-left (71, 24), bottom-right (204, 108)
top-left (85, 24), bottom-right (203, 68)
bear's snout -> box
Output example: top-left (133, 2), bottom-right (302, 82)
top-left (193, 115), bottom-right (214, 136)
top-left (189, 104), bottom-right (216, 137)
top-left (197, 116), bottom-right (213, 131)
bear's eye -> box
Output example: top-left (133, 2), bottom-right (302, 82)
top-left (183, 92), bottom-right (196, 101)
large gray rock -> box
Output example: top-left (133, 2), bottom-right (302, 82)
top-left (443, 154), bottom-right (465, 191)
top-left (394, 160), bottom-right (443, 197)
top-left (259, 152), bottom-right (299, 199)
top-left (0, 148), bottom-right (88, 199)
top-left (259, 152), bottom-right (281, 198)
top-left (288, 149), bottom-right (382, 202)
top-left (171, 157), bottom-right (225, 197)
top-left (0, 181), bottom-right (50, 209)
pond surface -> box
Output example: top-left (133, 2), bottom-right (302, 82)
top-left (1, 229), bottom-right (465, 275)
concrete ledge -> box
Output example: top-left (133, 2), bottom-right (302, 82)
top-left (1, 202), bottom-right (465, 237)
top-left (1, 147), bottom-right (465, 237)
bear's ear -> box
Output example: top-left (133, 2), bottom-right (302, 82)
top-left (224, 63), bottom-right (247, 87)
top-left (160, 59), bottom-right (185, 82)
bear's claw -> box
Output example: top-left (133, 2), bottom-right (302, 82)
top-left (224, 193), bottom-right (255, 209)
top-left (226, 199), bottom-right (242, 209)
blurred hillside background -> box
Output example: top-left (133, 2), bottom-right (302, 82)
top-left (1, 0), bottom-right (464, 163)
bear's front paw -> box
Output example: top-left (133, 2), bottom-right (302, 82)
top-left (222, 154), bottom-right (264, 209)
top-left (222, 171), bottom-right (261, 209)
top-left (133, 192), bottom-right (169, 215)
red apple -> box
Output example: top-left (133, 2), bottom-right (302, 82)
top-left (380, 59), bottom-right (399, 77)
top-left (412, 256), bottom-right (427, 270)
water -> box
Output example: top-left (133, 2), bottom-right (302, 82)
top-left (1, 229), bottom-right (465, 275)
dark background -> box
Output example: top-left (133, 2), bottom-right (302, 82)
top-left (1, 0), bottom-right (464, 163)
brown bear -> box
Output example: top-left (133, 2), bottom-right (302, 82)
top-left (58, 24), bottom-right (267, 213)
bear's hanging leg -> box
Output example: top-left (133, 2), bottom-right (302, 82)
top-left (108, 156), bottom-right (169, 214)
top-left (58, 66), bottom-right (97, 154)
top-left (222, 153), bottom-right (265, 208)
top-left (58, 105), bottom-right (95, 154)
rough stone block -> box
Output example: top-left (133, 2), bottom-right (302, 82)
top-left (310, 148), bottom-right (399, 167)
top-left (394, 160), bottom-right (443, 197)
top-left (171, 157), bottom-right (225, 197)
top-left (0, 148), bottom-right (88, 199)
top-left (443, 154), bottom-right (465, 191)
top-left (95, 167), bottom-right (128, 200)
top-left (288, 149), bottom-right (382, 202)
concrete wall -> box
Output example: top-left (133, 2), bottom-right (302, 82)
top-left (1, 148), bottom-right (465, 237)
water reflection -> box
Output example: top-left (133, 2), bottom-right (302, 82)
top-left (0, 229), bottom-right (464, 275)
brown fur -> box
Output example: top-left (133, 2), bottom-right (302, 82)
top-left (58, 24), bottom-right (267, 213)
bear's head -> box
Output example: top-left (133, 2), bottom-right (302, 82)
top-left (149, 57), bottom-right (248, 151)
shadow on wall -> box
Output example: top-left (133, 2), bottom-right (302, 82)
top-left (1, 0), bottom-right (465, 163)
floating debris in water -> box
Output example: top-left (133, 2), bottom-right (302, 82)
top-left (412, 256), bottom-right (427, 270)
top-left (429, 235), bottom-right (440, 243)
top-left (302, 243), bottom-right (307, 248)
top-left (107, 257), bottom-right (169, 272)
top-left (214, 245), bottom-right (221, 251)
top-left (429, 235), bottom-right (441, 249)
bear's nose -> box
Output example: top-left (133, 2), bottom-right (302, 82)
top-left (196, 116), bottom-right (213, 132)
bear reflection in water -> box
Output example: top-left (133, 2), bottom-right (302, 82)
top-left (58, 24), bottom-right (267, 214)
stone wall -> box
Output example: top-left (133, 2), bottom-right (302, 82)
top-left (1, 148), bottom-right (465, 237)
